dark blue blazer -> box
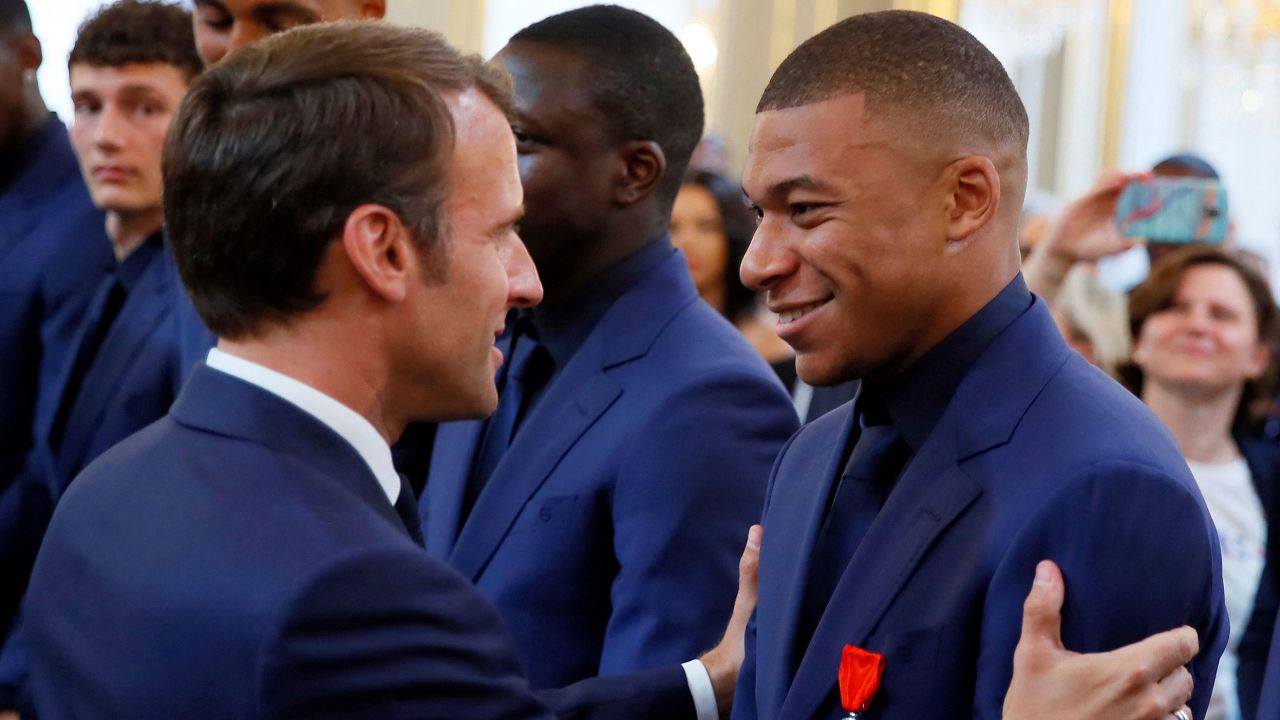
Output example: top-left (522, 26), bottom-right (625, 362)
top-left (733, 297), bottom-right (1228, 720)
top-left (0, 238), bottom-right (190, 707)
top-left (1239, 434), bottom-right (1280, 720)
top-left (423, 250), bottom-right (798, 689)
top-left (0, 117), bottom-right (111, 489)
top-left (25, 365), bottom-right (692, 719)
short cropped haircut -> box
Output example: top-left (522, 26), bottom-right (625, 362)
top-left (758, 10), bottom-right (1029, 153)
top-left (0, 0), bottom-right (30, 34)
top-left (1121, 245), bottom-right (1278, 428)
top-left (163, 21), bottom-right (514, 339)
top-left (70, 1), bottom-right (203, 81)
top-left (511, 5), bottom-right (704, 208)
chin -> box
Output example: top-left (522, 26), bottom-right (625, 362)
top-left (795, 352), bottom-right (858, 388)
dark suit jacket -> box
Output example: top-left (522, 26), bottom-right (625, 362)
top-left (25, 364), bottom-right (692, 719)
top-left (424, 250), bottom-right (798, 689)
top-left (733, 298), bottom-right (1228, 720)
top-left (1236, 432), bottom-right (1280, 720)
top-left (0, 117), bottom-right (111, 491)
top-left (0, 237), bottom-right (186, 708)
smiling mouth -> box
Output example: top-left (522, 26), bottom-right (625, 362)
top-left (777, 299), bottom-right (830, 325)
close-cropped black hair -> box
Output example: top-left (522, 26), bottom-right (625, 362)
top-left (0, 0), bottom-right (31, 34)
top-left (511, 5), bottom-right (704, 210)
top-left (70, 1), bottom-right (202, 81)
top-left (684, 170), bottom-right (757, 323)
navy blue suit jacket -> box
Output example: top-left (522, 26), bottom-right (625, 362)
top-left (26, 365), bottom-right (692, 719)
top-left (0, 117), bottom-right (110, 490)
top-left (733, 297), bottom-right (1228, 720)
top-left (0, 237), bottom-right (194, 708)
top-left (424, 250), bottom-right (798, 689)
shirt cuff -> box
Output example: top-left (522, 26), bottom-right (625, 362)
top-left (682, 658), bottom-right (719, 720)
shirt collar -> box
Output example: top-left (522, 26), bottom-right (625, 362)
top-left (869, 274), bottom-right (1033, 450)
top-left (204, 348), bottom-right (401, 504)
top-left (531, 235), bottom-right (674, 369)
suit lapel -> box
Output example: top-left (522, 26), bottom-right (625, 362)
top-left (446, 250), bottom-right (694, 582)
top-left (448, 346), bottom-right (621, 580)
top-left (424, 418), bottom-right (484, 558)
top-left (55, 250), bottom-right (170, 479)
top-left (756, 405), bottom-right (856, 716)
top-left (779, 446), bottom-right (981, 720)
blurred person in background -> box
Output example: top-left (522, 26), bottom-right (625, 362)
top-left (0, 2), bottom-right (202, 714)
top-left (191, 0), bottom-right (384, 65)
top-left (1121, 245), bottom-right (1280, 720)
top-left (1052, 266), bottom-right (1132, 380)
top-left (671, 170), bottom-right (795, 383)
top-left (0, 0), bottom-right (110, 522)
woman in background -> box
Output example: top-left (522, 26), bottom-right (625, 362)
top-left (670, 171), bottom-right (795, 384)
top-left (1123, 245), bottom-right (1280, 720)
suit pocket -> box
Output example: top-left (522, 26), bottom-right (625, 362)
top-left (876, 625), bottom-right (944, 671)
top-left (510, 494), bottom-right (578, 534)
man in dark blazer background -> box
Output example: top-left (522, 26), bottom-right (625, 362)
top-left (0, 3), bottom-right (202, 712)
top-left (419, 8), bottom-right (798, 712)
top-left (24, 21), bottom-right (764, 719)
top-left (731, 11), bottom-right (1227, 720)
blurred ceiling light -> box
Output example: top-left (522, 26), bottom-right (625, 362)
top-left (680, 23), bottom-right (719, 72)
top-left (1242, 87), bottom-right (1265, 112)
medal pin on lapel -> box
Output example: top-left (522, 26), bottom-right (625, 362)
top-left (838, 644), bottom-right (885, 719)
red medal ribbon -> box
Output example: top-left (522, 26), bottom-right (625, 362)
top-left (838, 644), bottom-right (885, 714)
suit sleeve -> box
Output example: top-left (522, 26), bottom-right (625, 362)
top-left (972, 461), bottom-right (1229, 720)
top-left (604, 369), bottom-right (797, 673)
top-left (257, 545), bottom-right (552, 720)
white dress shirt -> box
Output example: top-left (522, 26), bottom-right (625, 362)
top-left (205, 348), bottom-right (401, 504)
top-left (204, 348), bottom-right (717, 719)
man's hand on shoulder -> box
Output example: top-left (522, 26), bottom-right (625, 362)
top-left (1004, 560), bottom-right (1197, 720)
top-left (699, 524), bottom-right (762, 719)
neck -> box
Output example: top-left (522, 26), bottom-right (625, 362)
top-left (540, 211), bottom-right (661, 306)
top-left (17, 84), bottom-right (48, 142)
top-left (105, 208), bottom-right (163, 261)
top-left (1142, 381), bottom-right (1241, 463)
top-left (218, 325), bottom-right (401, 444)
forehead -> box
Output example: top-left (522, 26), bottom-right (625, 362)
top-left (1178, 263), bottom-right (1251, 299)
top-left (448, 88), bottom-right (521, 207)
top-left (495, 42), bottom-right (596, 121)
top-left (743, 93), bottom-right (893, 196)
top-left (200, 0), bottom-right (353, 19)
top-left (69, 62), bottom-right (189, 94)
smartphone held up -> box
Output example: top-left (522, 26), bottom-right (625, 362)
top-left (1114, 176), bottom-right (1229, 244)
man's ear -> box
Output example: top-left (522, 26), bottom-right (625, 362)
top-left (358, 0), bottom-right (387, 20)
top-left (341, 204), bottom-right (410, 303)
top-left (943, 155), bottom-right (1000, 247)
top-left (614, 140), bottom-right (666, 206)
top-left (17, 34), bottom-right (42, 73)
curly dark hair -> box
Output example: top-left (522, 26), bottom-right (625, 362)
top-left (70, 1), bottom-right (202, 80)
top-left (1120, 245), bottom-right (1278, 430)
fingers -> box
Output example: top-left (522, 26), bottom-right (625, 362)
top-left (1017, 560), bottom-right (1065, 653)
top-left (727, 525), bottom-right (762, 636)
top-left (1167, 705), bottom-right (1192, 720)
top-left (1111, 626), bottom-right (1199, 684)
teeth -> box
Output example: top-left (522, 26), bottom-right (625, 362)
top-left (778, 301), bottom-right (825, 325)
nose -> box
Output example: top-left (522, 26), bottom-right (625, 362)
top-left (506, 237), bottom-right (544, 309)
top-left (93, 103), bottom-right (126, 150)
top-left (740, 221), bottom-right (794, 292)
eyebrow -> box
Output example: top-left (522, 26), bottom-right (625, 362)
top-left (746, 174), bottom-right (835, 202)
top-left (194, 0), bottom-right (321, 24)
top-left (497, 205), bottom-right (525, 232)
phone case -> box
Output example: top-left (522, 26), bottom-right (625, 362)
top-left (1114, 177), bottom-right (1229, 244)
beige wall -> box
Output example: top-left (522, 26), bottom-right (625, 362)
top-left (385, 1), bottom-right (487, 54)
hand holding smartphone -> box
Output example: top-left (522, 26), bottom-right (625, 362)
top-left (1114, 176), bottom-right (1228, 244)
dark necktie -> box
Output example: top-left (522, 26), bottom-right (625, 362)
top-left (393, 472), bottom-right (425, 547)
top-left (462, 321), bottom-right (554, 523)
top-left (48, 273), bottom-right (127, 451)
top-left (797, 396), bottom-right (908, 649)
